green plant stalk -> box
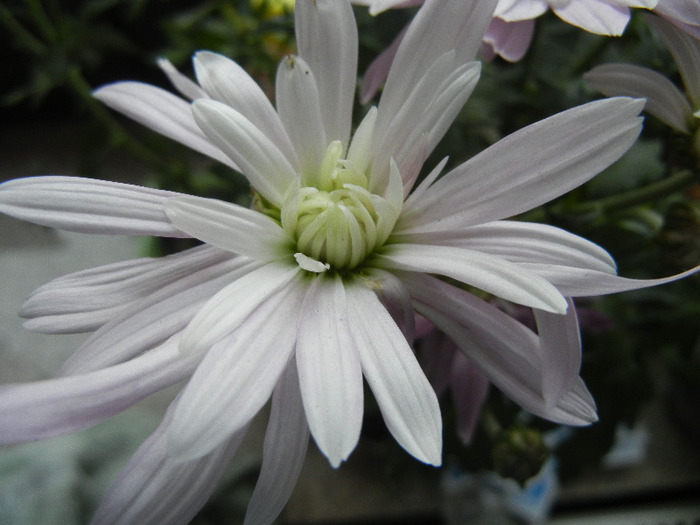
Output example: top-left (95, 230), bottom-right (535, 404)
top-left (0, 4), bottom-right (46, 55)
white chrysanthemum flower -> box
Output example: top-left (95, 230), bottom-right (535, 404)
top-left (1, 0), bottom-right (693, 523)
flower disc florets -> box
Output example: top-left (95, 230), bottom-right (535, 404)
top-left (278, 141), bottom-right (398, 270)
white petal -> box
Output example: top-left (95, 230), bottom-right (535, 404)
top-left (192, 99), bottom-right (298, 206)
top-left (193, 51), bottom-right (298, 164)
top-left (534, 298), bottom-right (582, 408)
top-left (295, 0), bottom-right (358, 148)
top-left (276, 55), bottom-right (328, 180)
top-left (523, 262), bottom-right (700, 296)
top-left (400, 97), bottom-right (644, 229)
top-left (0, 339), bottom-right (193, 444)
top-left (394, 220), bottom-right (617, 273)
top-left (60, 257), bottom-right (261, 375)
top-left (0, 176), bottom-right (187, 236)
top-left (244, 362), bottom-right (310, 525)
top-left (156, 58), bottom-right (207, 100)
top-left (167, 274), bottom-right (305, 460)
top-left (91, 398), bottom-right (247, 525)
top-left (93, 82), bottom-right (236, 168)
top-left (376, 243), bottom-right (568, 313)
top-left (585, 63), bottom-right (693, 133)
top-left (363, 268), bottom-right (416, 343)
top-left (404, 272), bottom-right (597, 425)
top-left (552, 0), bottom-right (630, 35)
top-left (21, 245), bottom-right (232, 334)
top-left (165, 195), bottom-right (292, 261)
top-left (296, 274), bottom-right (363, 467)
top-left (346, 280), bottom-right (442, 465)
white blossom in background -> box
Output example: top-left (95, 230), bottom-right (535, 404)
top-left (0, 0), bottom-right (696, 523)
top-left (585, 13), bottom-right (700, 134)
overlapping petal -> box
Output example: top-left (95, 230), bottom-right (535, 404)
top-left (0, 176), bottom-right (187, 237)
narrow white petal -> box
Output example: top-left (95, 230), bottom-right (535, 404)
top-left (276, 55), bottom-right (328, 179)
top-left (179, 262), bottom-right (301, 357)
top-left (167, 275), bottom-right (306, 460)
top-left (403, 272), bottom-right (597, 425)
top-left (21, 245), bottom-right (232, 334)
top-left (192, 99), bottom-right (298, 206)
top-left (295, 0), bottom-right (358, 148)
top-left (94, 82), bottom-right (236, 168)
top-left (377, 243), bottom-right (568, 313)
top-left (585, 63), bottom-right (693, 133)
top-left (156, 58), bottom-right (207, 100)
top-left (193, 51), bottom-right (298, 165)
top-left (296, 274), bottom-right (363, 467)
top-left (552, 0), bottom-right (630, 35)
top-left (60, 257), bottom-right (261, 375)
top-left (346, 281), bottom-right (442, 465)
top-left (0, 339), bottom-right (193, 444)
top-left (91, 398), bottom-right (247, 525)
top-left (523, 262), bottom-right (700, 297)
top-left (165, 195), bottom-right (292, 261)
top-left (534, 298), bottom-right (582, 408)
top-left (400, 97), bottom-right (644, 229)
top-left (0, 176), bottom-right (187, 236)
top-left (244, 363), bottom-right (310, 525)
top-left (363, 268), bottom-right (416, 343)
top-left (394, 220), bottom-right (617, 274)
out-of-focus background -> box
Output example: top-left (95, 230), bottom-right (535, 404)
top-left (1, 1), bottom-right (699, 523)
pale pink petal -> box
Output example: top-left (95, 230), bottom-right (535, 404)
top-left (93, 82), bottom-right (236, 169)
top-left (91, 398), bottom-right (247, 525)
top-left (483, 17), bottom-right (535, 62)
top-left (21, 245), bottom-right (233, 334)
top-left (534, 298), bottom-right (582, 408)
top-left (552, 0), bottom-right (630, 35)
top-left (584, 63), bottom-right (693, 133)
top-left (191, 99), bottom-right (299, 206)
top-left (165, 195), bottom-right (292, 261)
top-left (193, 51), bottom-right (298, 165)
top-left (495, 0), bottom-right (549, 21)
top-left (276, 55), bottom-right (328, 179)
top-left (450, 352), bottom-right (490, 444)
top-left (244, 362), bottom-right (310, 525)
top-left (0, 176), bottom-right (187, 237)
top-left (295, 0), bottom-right (358, 148)
top-left (296, 274), bottom-right (363, 467)
top-left (655, 0), bottom-right (700, 39)
top-left (346, 280), bottom-right (442, 465)
top-left (376, 243), bottom-right (568, 313)
top-left (360, 27), bottom-right (406, 104)
top-left (399, 97), bottom-right (644, 230)
top-left (0, 338), bottom-right (193, 443)
top-left (167, 274), bottom-right (306, 460)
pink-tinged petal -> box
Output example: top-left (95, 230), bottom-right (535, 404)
top-left (93, 82), bottom-right (236, 169)
top-left (552, 0), bottom-right (630, 35)
top-left (495, 0), bottom-right (549, 21)
top-left (0, 338), bottom-right (193, 444)
top-left (522, 262), bottom-right (700, 296)
top-left (404, 273), bottom-right (597, 425)
top-left (483, 18), bottom-right (534, 62)
top-left (91, 398), bottom-right (247, 525)
top-left (377, 243), bottom-right (568, 313)
top-left (60, 257), bottom-right (261, 375)
top-left (395, 220), bottom-right (616, 274)
top-left (360, 26), bottom-right (406, 104)
top-left (585, 63), bottom-right (693, 133)
top-left (21, 245), bottom-right (233, 334)
top-left (276, 55), bottom-right (328, 180)
top-left (191, 99), bottom-right (298, 207)
top-left (450, 352), bottom-right (490, 444)
top-left (244, 362), bottom-right (310, 525)
top-left (167, 273), bottom-right (306, 460)
top-left (295, 0), bottom-right (357, 148)
top-left (419, 329), bottom-right (457, 396)
top-left (655, 1), bottom-right (700, 39)
top-left (534, 298), bottom-right (582, 408)
top-left (364, 268), bottom-right (416, 343)
top-left (192, 51), bottom-right (298, 166)
top-left (165, 195), bottom-right (293, 261)
top-left (346, 280), bottom-right (442, 465)
top-left (296, 274), bottom-right (363, 467)
top-left (179, 262), bottom-right (301, 357)
top-left (0, 176), bottom-right (187, 237)
top-left (645, 13), bottom-right (700, 107)
top-left (156, 58), bottom-right (207, 100)
top-left (400, 97), bottom-right (644, 229)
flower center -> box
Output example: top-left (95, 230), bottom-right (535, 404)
top-left (280, 141), bottom-right (397, 270)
